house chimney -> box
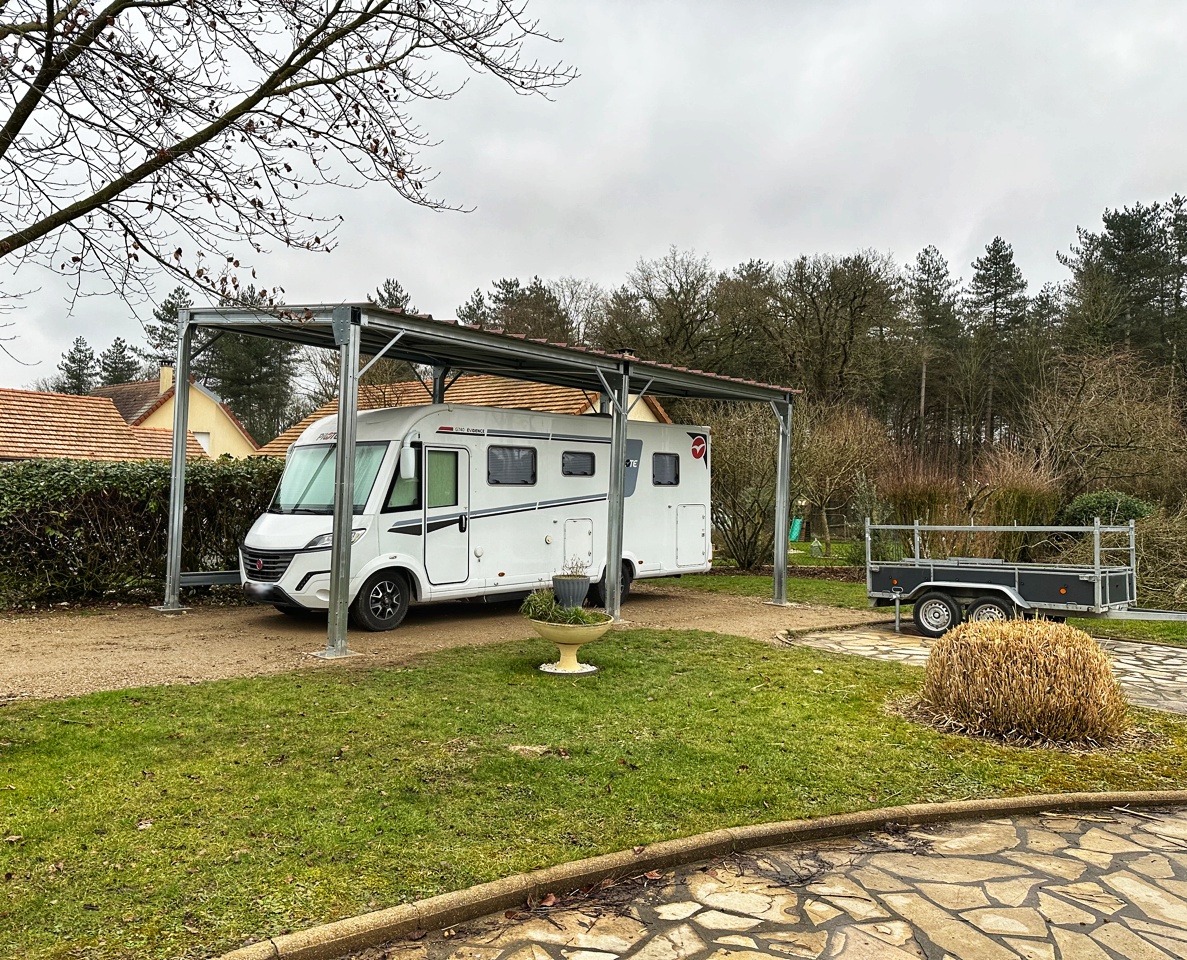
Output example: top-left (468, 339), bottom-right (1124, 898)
top-left (160, 365), bottom-right (174, 393)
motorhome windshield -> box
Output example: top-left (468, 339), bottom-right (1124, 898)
top-left (269, 442), bottom-right (388, 514)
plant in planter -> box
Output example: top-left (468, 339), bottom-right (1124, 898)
top-left (552, 557), bottom-right (591, 609)
top-left (522, 588), bottom-right (613, 675)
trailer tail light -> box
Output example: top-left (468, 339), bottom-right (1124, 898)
top-left (1060, 587), bottom-right (1067, 595)
top-left (891, 578), bottom-right (898, 585)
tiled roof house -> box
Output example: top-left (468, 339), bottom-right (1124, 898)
top-left (256, 375), bottom-right (671, 457)
top-left (0, 388), bottom-right (208, 461)
top-left (92, 367), bottom-right (257, 458)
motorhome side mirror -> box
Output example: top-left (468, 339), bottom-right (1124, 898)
top-left (399, 444), bottom-right (417, 478)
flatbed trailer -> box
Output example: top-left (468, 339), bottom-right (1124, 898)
top-left (865, 519), bottom-right (1187, 637)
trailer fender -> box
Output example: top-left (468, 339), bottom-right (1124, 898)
top-left (907, 581), bottom-right (1030, 609)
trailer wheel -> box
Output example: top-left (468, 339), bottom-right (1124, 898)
top-left (967, 596), bottom-right (1015, 623)
top-left (913, 591), bottom-right (961, 638)
top-left (350, 570), bottom-right (411, 631)
top-left (590, 561), bottom-right (633, 608)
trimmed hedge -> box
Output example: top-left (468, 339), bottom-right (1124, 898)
top-left (1059, 490), bottom-right (1155, 527)
top-left (0, 457), bottom-right (283, 606)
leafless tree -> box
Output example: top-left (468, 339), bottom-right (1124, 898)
top-left (793, 403), bottom-right (890, 554)
top-left (682, 399), bottom-right (777, 571)
top-left (1017, 350), bottom-right (1187, 504)
top-left (0, 0), bottom-right (573, 305)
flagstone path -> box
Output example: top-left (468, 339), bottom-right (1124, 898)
top-left (358, 807), bottom-right (1187, 960)
top-left (786, 627), bottom-right (1187, 716)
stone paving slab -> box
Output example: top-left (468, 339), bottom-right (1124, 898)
top-left (786, 627), bottom-right (1187, 716)
top-left (356, 807), bottom-right (1187, 960)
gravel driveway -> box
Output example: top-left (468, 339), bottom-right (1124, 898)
top-left (0, 581), bottom-right (889, 702)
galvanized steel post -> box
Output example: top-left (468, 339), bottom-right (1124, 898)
top-left (159, 312), bottom-right (194, 611)
top-left (604, 368), bottom-right (630, 619)
top-left (323, 306), bottom-right (362, 658)
top-left (771, 397), bottom-right (793, 605)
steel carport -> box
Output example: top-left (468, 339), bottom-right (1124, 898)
top-left (160, 303), bottom-right (798, 657)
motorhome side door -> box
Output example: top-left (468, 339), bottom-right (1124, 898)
top-left (424, 446), bottom-right (470, 585)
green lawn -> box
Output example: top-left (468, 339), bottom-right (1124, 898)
top-left (6, 629), bottom-right (1187, 959)
top-left (676, 574), bottom-right (870, 609)
top-left (679, 573), bottom-right (1187, 646)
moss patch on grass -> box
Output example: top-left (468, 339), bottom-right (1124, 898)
top-left (5, 629), bottom-right (1187, 959)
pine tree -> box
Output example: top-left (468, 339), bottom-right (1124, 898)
top-left (56, 336), bottom-right (99, 394)
top-left (139, 286), bottom-right (194, 365)
top-left (368, 278), bottom-right (417, 313)
top-left (966, 237), bottom-right (1028, 444)
top-left (907, 246), bottom-right (961, 453)
top-left (204, 286), bottom-right (300, 444)
top-left (98, 337), bottom-right (142, 385)
top-left (456, 288), bottom-right (491, 327)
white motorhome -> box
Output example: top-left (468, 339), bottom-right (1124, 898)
top-left (240, 404), bottom-right (712, 629)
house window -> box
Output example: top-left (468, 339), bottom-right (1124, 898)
top-left (652, 453), bottom-right (680, 486)
top-left (488, 446), bottom-right (536, 485)
top-left (561, 451), bottom-right (595, 477)
top-left (193, 431), bottom-right (211, 453)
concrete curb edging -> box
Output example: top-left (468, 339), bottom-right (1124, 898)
top-left (217, 789), bottom-right (1187, 960)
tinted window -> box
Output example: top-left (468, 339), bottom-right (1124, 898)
top-left (488, 446), bottom-right (537, 485)
top-left (561, 451), bottom-right (595, 477)
top-left (652, 452), bottom-right (679, 486)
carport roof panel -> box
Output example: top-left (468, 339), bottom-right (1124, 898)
top-left (186, 303), bottom-right (797, 402)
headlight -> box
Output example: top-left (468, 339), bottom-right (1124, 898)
top-left (306, 528), bottom-right (366, 549)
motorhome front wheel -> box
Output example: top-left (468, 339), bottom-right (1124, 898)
top-left (350, 570), bottom-right (411, 631)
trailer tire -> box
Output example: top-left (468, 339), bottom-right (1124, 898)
top-left (913, 591), bottom-right (961, 638)
top-left (590, 561), bottom-right (633, 608)
top-left (967, 596), bottom-right (1016, 623)
top-left (350, 569), bottom-right (411, 631)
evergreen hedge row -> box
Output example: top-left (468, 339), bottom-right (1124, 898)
top-left (0, 457), bottom-right (283, 606)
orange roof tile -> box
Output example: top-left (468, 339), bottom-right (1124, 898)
top-left (132, 427), bottom-right (210, 460)
top-left (90, 379), bottom-right (163, 422)
top-left (255, 375), bottom-right (670, 457)
top-left (0, 387), bottom-right (208, 461)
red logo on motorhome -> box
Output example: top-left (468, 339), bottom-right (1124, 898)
top-left (691, 436), bottom-right (706, 460)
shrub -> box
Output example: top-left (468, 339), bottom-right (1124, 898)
top-left (918, 620), bottom-right (1130, 745)
top-left (0, 457), bottom-right (283, 606)
top-left (978, 450), bottom-right (1061, 561)
top-left (1059, 490), bottom-right (1155, 528)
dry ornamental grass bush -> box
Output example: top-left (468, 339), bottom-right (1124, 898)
top-left (917, 620), bottom-right (1130, 746)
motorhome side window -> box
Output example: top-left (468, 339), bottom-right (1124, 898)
top-left (384, 446), bottom-right (420, 512)
top-left (561, 451), bottom-right (595, 477)
top-left (488, 445), bottom-right (536, 485)
top-left (652, 452), bottom-right (680, 486)
top-left (426, 450), bottom-right (459, 507)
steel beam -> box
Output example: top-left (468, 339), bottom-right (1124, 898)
top-left (431, 365), bottom-right (449, 403)
top-left (771, 397), bottom-right (793, 606)
top-left (604, 367), bottom-right (630, 619)
top-left (157, 313), bottom-right (195, 612)
top-left (321, 306), bottom-right (362, 659)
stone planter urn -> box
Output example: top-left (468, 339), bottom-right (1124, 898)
top-left (551, 574), bottom-right (591, 610)
top-left (530, 616), bottom-right (613, 675)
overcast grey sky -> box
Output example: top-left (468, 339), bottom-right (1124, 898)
top-left (3, 0), bottom-right (1186, 387)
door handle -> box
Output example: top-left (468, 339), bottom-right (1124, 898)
top-left (459, 514), bottom-right (468, 532)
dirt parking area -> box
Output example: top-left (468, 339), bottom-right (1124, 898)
top-left (0, 581), bottom-right (889, 702)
